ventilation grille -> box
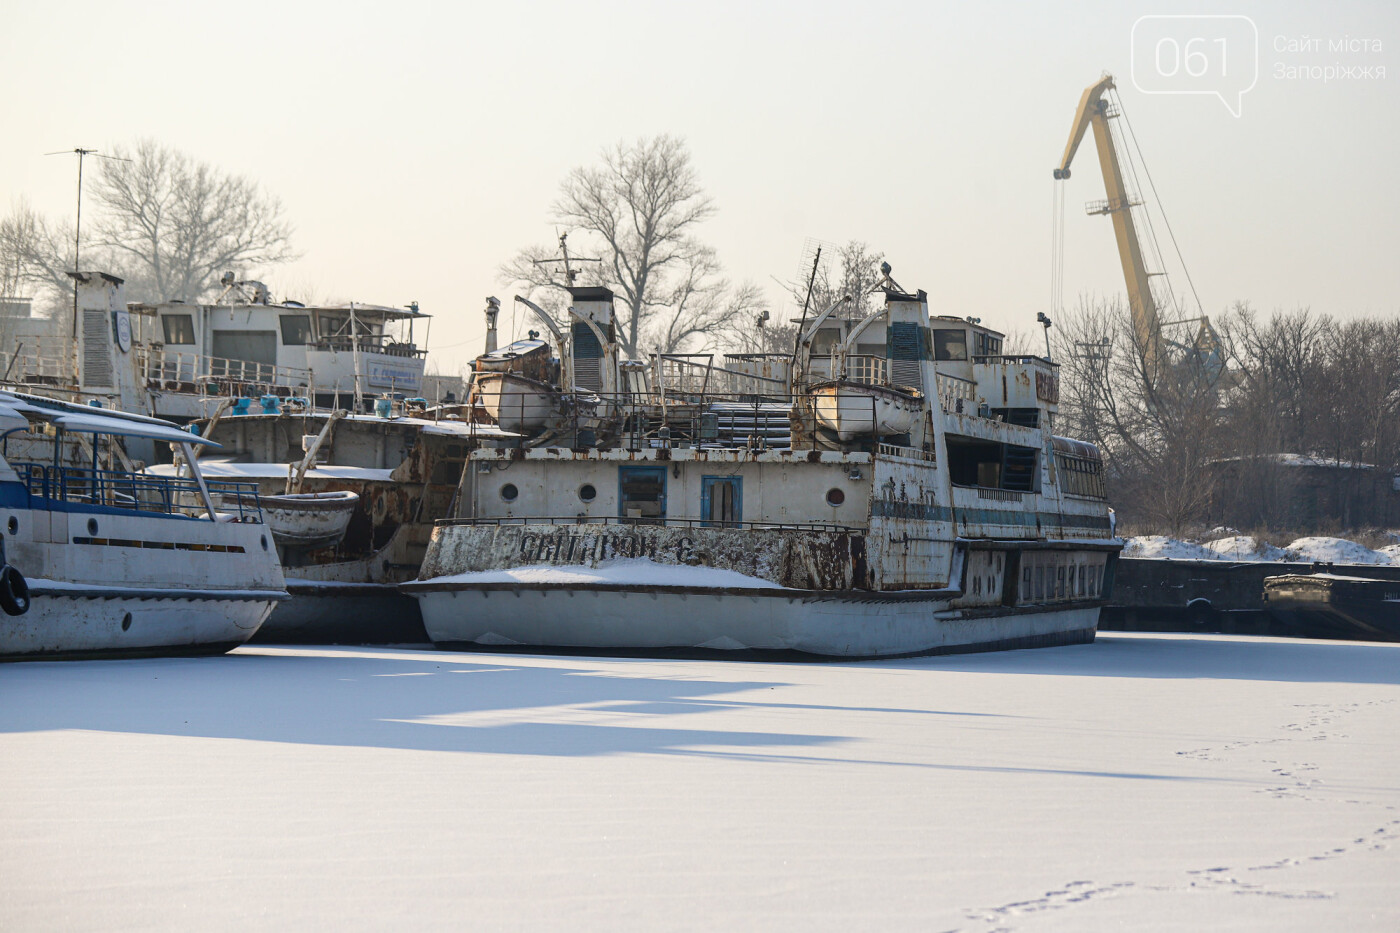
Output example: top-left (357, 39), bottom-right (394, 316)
top-left (887, 322), bottom-right (924, 360)
top-left (887, 322), bottom-right (925, 391)
top-left (81, 309), bottom-right (114, 388)
top-left (890, 359), bottom-right (922, 392)
top-left (571, 321), bottom-right (603, 390)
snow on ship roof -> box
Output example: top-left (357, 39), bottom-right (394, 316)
top-left (0, 390), bottom-right (221, 447)
top-left (146, 460), bottom-right (395, 482)
top-left (205, 412), bottom-right (517, 438)
top-left (428, 558), bottom-right (787, 589)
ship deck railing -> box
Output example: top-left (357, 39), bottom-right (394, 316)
top-left (313, 336), bottom-right (425, 358)
top-left (437, 515), bottom-right (863, 533)
top-left (11, 462), bottom-right (265, 522)
top-left (141, 349), bottom-right (316, 399)
top-left (971, 354), bottom-right (1057, 367)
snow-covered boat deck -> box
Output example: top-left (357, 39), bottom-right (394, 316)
top-left (3, 633), bottom-right (1397, 930)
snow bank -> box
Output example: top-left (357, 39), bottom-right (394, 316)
top-left (1202, 535), bottom-right (1291, 561)
top-left (1285, 536), bottom-right (1392, 565)
top-left (1122, 535), bottom-right (1222, 560)
top-left (1129, 534), bottom-right (1398, 565)
top-left (429, 557), bottom-right (784, 589)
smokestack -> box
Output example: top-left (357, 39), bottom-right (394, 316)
top-left (484, 296), bottom-right (500, 354)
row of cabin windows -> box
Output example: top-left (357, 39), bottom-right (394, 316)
top-left (807, 327), bottom-right (1004, 363)
top-left (1018, 551), bottom-right (1107, 605)
top-left (158, 313), bottom-right (379, 347)
top-left (1056, 454), bottom-right (1108, 499)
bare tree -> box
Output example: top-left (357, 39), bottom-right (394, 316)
top-left (501, 135), bottom-right (752, 356)
top-left (0, 200), bottom-right (76, 313)
top-left (91, 140), bottom-right (298, 302)
top-left (1055, 295), bottom-right (1225, 534)
top-left (784, 240), bottom-right (886, 323)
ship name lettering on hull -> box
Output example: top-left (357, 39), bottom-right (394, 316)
top-left (516, 531), bottom-right (695, 565)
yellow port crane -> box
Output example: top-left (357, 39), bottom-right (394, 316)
top-left (1053, 74), bottom-right (1222, 386)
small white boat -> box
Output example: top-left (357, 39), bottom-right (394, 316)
top-left (811, 380), bottom-right (923, 440)
top-left (223, 490), bottom-right (360, 549)
top-left (473, 371), bottom-right (558, 432)
top-left (0, 391), bottom-right (288, 660)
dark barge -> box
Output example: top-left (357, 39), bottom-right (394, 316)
top-left (1102, 557), bottom-right (1400, 640)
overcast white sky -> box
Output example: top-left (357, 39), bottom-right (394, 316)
top-left (3, 0), bottom-right (1395, 373)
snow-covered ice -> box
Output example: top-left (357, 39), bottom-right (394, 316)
top-left (3, 634), bottom-right (1399, 931)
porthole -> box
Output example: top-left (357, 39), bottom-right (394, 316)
top-left (260, 534), bottom-right (269, 551)
top-left (87, 518), bottom-right (99, 535)
top-left (121, 612), bottom-right (132, 632)
top-left (6, 517), bottom-right (16, 535)
top-left (501, 483), bottom-right (519, 502)
top-left (578, 483), bottom-right (597, 503)
top-left (826, 488), bottom-right (845, 507)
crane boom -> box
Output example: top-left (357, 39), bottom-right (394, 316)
top-left (1054, 74), bottom-right (1165, 381)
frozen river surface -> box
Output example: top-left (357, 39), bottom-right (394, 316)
top-left (2, 633), bottom-right (1398, 931)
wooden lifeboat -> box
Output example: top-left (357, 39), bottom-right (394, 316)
top-left (221, 490), bottom-right (361, 549)
top-left (811, 380), bottom-right (923, 440)
top-left (471, 338), bottom-right (560, 432)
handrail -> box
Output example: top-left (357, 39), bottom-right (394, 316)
top-left (143, 349), bottom-right (314, 392)
top-left (11, 462), bottom-right (265, 522)
top-left (437, 515), bottom-right (863, 532)
top-left (972, 354), bottom-right (1057, 367)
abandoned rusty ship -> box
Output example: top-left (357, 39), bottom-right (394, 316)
top-left (403, 270), bottom-right (1122, 657)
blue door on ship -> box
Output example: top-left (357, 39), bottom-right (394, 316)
top-left (700, 476), bottom-right (742, 527)
top-left (618, 466), bottom-right (667, 522)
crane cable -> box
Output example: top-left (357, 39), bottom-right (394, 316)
top-left (1051, 173), bottom-right (1066, 317)
top-left (1114, 90), bottom-right (1206, 323)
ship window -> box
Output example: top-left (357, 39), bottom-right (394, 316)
top-left (500, 483), bottom-right (519, 502)
top-left (1055, 453), bottom-right (1107, 499)
top-left (280, 314), bottom-right (313, 346)
top-left (579, 483), bottom-right (597, 503)
top-left (973, 332), bottom-right (1003, 358)
top-left (826, 488), bottom-right (845, 507)
top-left (161, 314), bottom-right (195, 345)
top-left (933, 329), bottom-right (968, 361)
top-left (810, 328), bottom-right (842, 355)
top-left (947, 435), bottom-right (1037, 492)
top-left (618, 466), bottom-right (666, 522)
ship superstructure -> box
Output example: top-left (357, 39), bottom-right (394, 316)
top-left (405, 273), bottom-right (1121, 657)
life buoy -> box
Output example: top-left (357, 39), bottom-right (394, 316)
top-left (0, 564), bottom-right (30, 616)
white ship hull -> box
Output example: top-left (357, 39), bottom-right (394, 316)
top-left (0, 391), bottom-right (290, 660)
top-left (408, 580), bottom-right (1099, 657)
top-left (0, 584), bottom-right (277, 658)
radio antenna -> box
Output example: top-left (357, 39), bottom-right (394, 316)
top-left (44, 147), bottom-right (131, 366)
top-left (531, 231), bottom-right (601, 287)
